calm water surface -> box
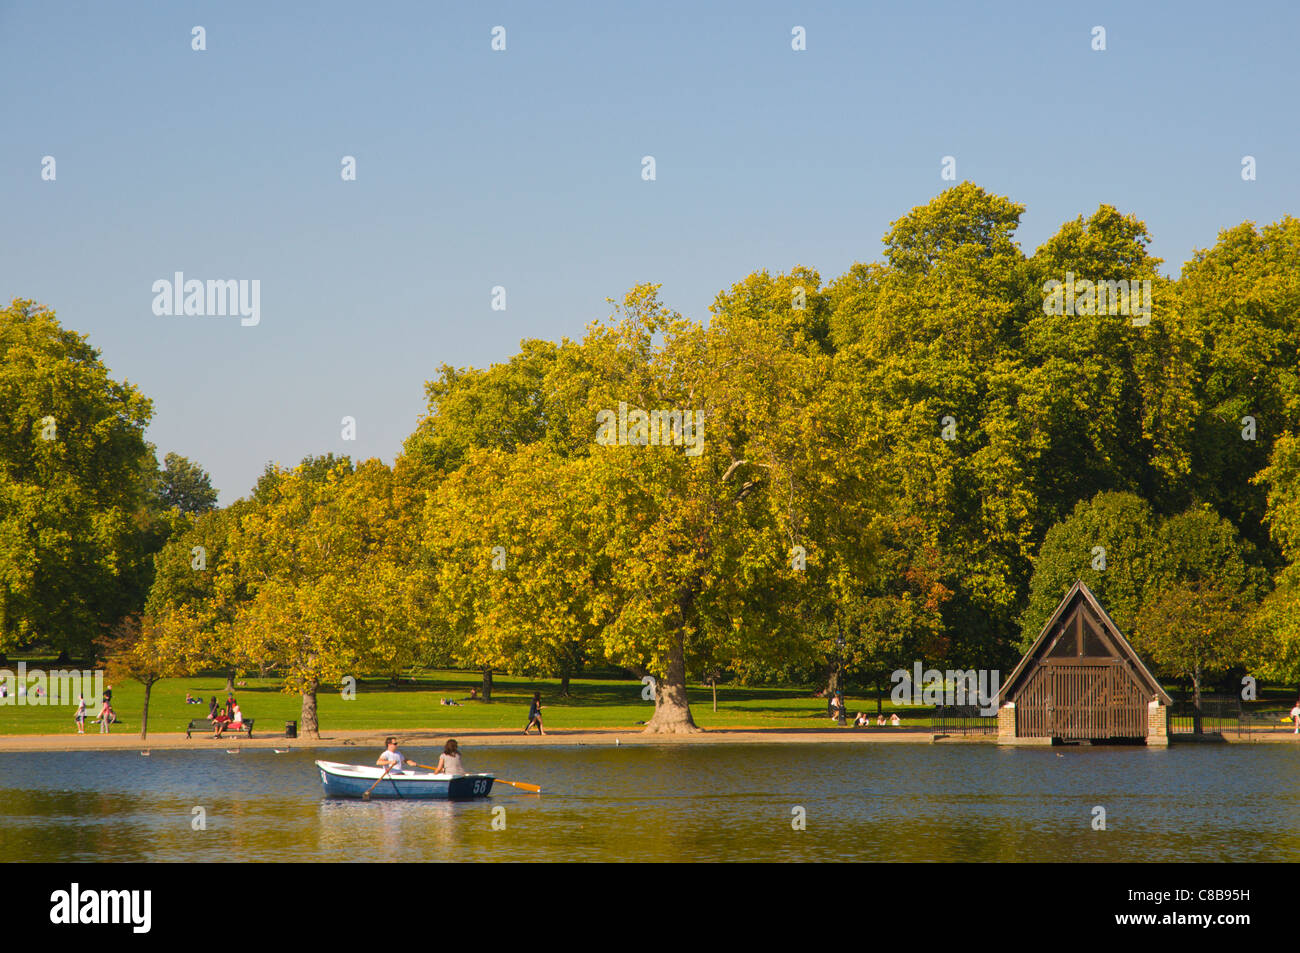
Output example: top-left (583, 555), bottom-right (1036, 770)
top-left (2, 744), bottom-right (1297, 862)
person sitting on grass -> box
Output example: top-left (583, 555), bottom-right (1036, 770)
top-left (854, 711), bottom-right (870, 727)
top-left (468, 688), bottom-right (478, 700)
top-left (889, 713), bottom-right (901, 726)
top-left (877, 714), bottom-right (886, 726)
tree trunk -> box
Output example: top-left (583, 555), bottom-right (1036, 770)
top-left (225, 669), bottom-right (236, 695)
top-left (559, 671), bottom-right (571, 697)
top-left (481, 668), bottom-right (493, 703)
top-left (301, 679), bottom-right (320, 739)
top-left (711, 679), bottom-right (717, 713)
top-left (1192, 665), bottom-right (1203, 735)
top-left (827, 668), bottom-right (841, 717)
top-left (875, 675), bottom-right (883, 715)
top-left (141, 680), bottom-right (152, 740)
top-left (643, 633), bottom-right (699, 734)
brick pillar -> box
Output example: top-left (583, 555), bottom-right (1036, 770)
top-left (998, 702), bottom-right (1016, 740)
top-left (1147, 699), bottom-right (1169, 747)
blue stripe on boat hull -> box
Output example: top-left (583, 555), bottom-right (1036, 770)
top-left (317, 765), bottom-right (494, 800)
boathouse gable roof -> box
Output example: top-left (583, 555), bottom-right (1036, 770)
top-left (1000, 580), bottom-right (1171, 705)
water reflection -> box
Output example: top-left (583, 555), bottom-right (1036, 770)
top-left (1, 744), bottom-right (1297, 861)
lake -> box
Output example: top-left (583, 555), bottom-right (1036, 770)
top-left (3, 743), bottom-right (1298, 862)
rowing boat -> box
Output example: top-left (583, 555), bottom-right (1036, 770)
top-left (315, 760), bottom-right (495, 800)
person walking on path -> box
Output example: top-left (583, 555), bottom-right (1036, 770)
top-left (98, 697), bottom-right (112, 734)
top-left (74, 695), bottom-right (86, 734)
top-left (523, 692), bottom-right (545, 735)
top-left (829, 691), bottom-right (845, 725)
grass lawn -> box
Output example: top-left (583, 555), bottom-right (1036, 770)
top-left (0, 666), bottom-right (915, 736)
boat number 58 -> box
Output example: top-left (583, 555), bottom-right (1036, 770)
top-left (473, 779), bottom-right (487, 794)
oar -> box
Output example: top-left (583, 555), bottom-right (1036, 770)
top-left (363, 763), bottom-right (394, 800)
top-left (408, 762), bottom-right (541, 793)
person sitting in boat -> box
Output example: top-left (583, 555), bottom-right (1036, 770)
top-left (376, 737), bottom-right (407, 772)
top-left (434, 738), bottom-right (465, 776)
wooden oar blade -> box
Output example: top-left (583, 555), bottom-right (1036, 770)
top-left (500, 779), bottom-right (541, 793)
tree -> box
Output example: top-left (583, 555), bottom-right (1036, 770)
top-left (1135, 580), bottom-right (1251, 731)
top-left (213, 457), bottom-right (424, 738)
top-left (425, 446), bottom-right (606, 701)
top-left (1250, 432), bottom-right (1300, 685)
top-left (155, 452), bottom-right (218, 514)
top-left (581, 285), bottom-right (850, 731)
top-left (0, 299), bottom-right (158, 658)
top-left (1021, 492), bottom-right (1157, 648)
top-left (98, 612), bottom-right (190, 739)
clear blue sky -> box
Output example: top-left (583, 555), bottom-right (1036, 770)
top-left (3, 1), bottom-right (1297, 503)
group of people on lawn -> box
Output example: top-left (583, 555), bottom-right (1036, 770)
top-left (827, 691), bottom-right (901, 728)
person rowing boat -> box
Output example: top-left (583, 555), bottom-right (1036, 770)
top-left (376, 736), bottom-right (408, 772)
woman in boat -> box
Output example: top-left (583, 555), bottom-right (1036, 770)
top-left (434, 739), bottom-right (465, 776)
top-left (523, 692), bottom-right (545, 735)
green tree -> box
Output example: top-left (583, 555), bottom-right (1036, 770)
top-left (1135, 580), bottom-right (1251, 729)
top-left (0, 299), bottom-right (158, 658)
top-left (1021, 492), bottom-right (1158, 648)
top-left (156, 452), bottom-right (219, 514)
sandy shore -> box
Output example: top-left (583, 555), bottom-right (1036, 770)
top-left (0, 727), bottom-right (1287, 752)
top-left (0, 726), bottom-right (981, 752)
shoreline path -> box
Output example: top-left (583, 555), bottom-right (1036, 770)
top-left (0, 727), bottom-right (983, 752)
top-left (0, 727), bottom-right (1283, 752)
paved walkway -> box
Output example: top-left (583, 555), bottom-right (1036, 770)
top-left (0, 726), bottom-right (965, 752)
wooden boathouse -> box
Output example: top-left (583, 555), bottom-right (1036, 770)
top-left (998, 581), bottom-right (1172, 745)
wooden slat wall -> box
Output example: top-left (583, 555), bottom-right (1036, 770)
top-left (1015, 660), bottom-right (1147, 739)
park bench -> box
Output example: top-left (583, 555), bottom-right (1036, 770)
top-left (186, 717), bottom-right (255, 739)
